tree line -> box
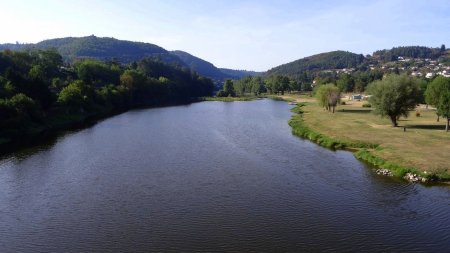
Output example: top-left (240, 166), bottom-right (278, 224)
top-left (215, 72), bottom-right (449, 131)
top-left (373, 45), bottom-right (446, 62)
top-left (216, 70), bottom-right (384, 97)
top-left (313, 74), bottom-right (450, 131)
top-left (0, 48), bottom-right (214, 144)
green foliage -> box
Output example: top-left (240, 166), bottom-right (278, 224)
top-left (367, 74), bottom-right (422, 127)
top-left (354, 149), bottom-right (418, 177)
top-left (315, 83), bottom-right (341, 113)
top-left (425, 76), bottom-right (449, 107)
top-left (336, 73), bottom-right (354, 92)
top-left (9, 93), bottom-right (41, 120)
top-left (266, 51), bottom-right (364, 78)
top-left (35, 35), bottom-right (181, 64)
top-left (362, 103), bottom-right (372, 108)
top-left (425, 76), bottom-right (450, 127)
top-left (170, 50), bottom-right (230, 81)
top-left (75, 59), bottom-right (121, 86)
top-left (288, 104), bottom-right (377, 149)
top-left (373, 46), bottom-right (443, 61)
top-left (265, 75), bottom-right (290, 95)
top-left (57, 80), bottom-right (93, 111)
top-left (0, 48), bottom-right (214, 147)
top-left (437, 90), bottom-right (450, 131)
top-left (217, 80), bottom-right (236, 97)
top-left (219, 68), bottom-right (262, 79)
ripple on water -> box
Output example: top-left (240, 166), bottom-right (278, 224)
top-left (0, 100), bottom-right (449, 252)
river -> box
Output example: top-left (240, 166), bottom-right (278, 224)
top-left (0, 99), bottom-right (449, 252)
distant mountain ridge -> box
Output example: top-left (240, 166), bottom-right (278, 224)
top-left (170, 50), bottom-right (231, 81)
top-left (219, 68), bottom-right (263, 79)
top-left (0, 36), bottom-right (259, 82)
top-left (0, 36), bottom-right (186, 67)
top-left (1, 37), bottom-right (446, 81)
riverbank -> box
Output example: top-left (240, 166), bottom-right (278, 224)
top-left (0, 99), bottom-right (199, 155)
top-left (284, 94), bottom-right (450, 183)
top-left (201, 96), bottom-right (264, 102)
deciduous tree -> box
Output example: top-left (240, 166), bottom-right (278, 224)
top-left (367, 74), bottom-right (421, 127)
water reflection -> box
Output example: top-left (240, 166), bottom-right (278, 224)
top-left (0, 100), bottom-right (449, 252)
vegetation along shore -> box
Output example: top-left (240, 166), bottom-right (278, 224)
top-left (284, 94), bottom-right (450, 183)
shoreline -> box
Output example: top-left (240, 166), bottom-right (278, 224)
top-left (287, 101), bottom-right (450, 184)
top-left (0, 99), bottom-right (200, 156)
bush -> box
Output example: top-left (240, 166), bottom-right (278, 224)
top-left (340, 101), bottom-right (346, 105)
top-left (216, 90), bottom-right (228, 97)
top-left (362, 103), bottom-right (372, 108)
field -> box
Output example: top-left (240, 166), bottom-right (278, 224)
top-left (282, 94), bottom-right (450, 180)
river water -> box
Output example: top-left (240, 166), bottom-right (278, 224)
top-left (0, 100), bottom-right (449, 252)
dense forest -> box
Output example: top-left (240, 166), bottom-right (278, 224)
top-left (170, 50), bottom-right (232, 82)
top-left (0, 36), bottom-right (257, 83)
top-left (218, 68), bottom-right (262, 79)
top-left (266, 51), bottom-right (365, 78)
top-left (0, 48), bottom-right (214, 146)
top-left (0, 36), bottom-right (184, 66)
top-left (373, 46), bottom-right (445, 62)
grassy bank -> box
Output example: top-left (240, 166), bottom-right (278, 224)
top-left (285, 95), bottom-right (450, 182)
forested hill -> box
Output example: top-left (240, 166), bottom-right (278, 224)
top-left (170, 50), bottom-right (231, 81)
top-left (0, 36), bottom-right (263, 82)
top-left (0, 36), bottom-right (186, 66)
top-left (219, 68), bottom-right (263, 79)
top-left (373, 45), bottom-right (446, 62)
top-left (266, 51), bottom-right (365, 77)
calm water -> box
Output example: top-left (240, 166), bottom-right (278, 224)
top-left (0, 100), bottom-right (449, 252)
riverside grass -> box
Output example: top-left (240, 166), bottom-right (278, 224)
top-left (286, 96), bottom-right (450, 182)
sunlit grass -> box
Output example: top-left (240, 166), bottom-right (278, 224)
top-left (282, 94), bottom-right (450, 180)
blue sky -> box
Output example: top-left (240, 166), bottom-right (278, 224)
top-left (1, 0), bottom-right (449, 71)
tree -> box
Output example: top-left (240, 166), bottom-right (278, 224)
top-left (315, 83), bottom-right (341, 113)
top-left (441, 44), bottom-right (446, 52)
top-left (425, 76), bottom-right (450, 122)
top-left (217, 80), bottom-right (236, 97)
top-left (9, 93), bottom-right (41, 120)
top-left (250, 77), bottom-right (265, 95)
top-left (336, 73), bottom-right (354, 92)
top-left (367, 74), bottom-right (421, 127)
top-left (437, 90), bottom-right (450, 132)
top-left (57, 80), bottom-right (93, 112)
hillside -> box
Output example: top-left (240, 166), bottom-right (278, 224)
top-left (266, 50), bottom-right (365, 77)
top-left (219, 68), bottom-right (263, 79)
top-left (373, 46), bottom-right (445, 62)
top-left (0, 36), bottom-right (186, 66)
top-left (170, 50), bottom-right (231, 81)
top-left (0, 36), bottom-right (262, 82)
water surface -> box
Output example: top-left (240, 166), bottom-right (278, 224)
top-left (0, 100), bottom-right (449, 252)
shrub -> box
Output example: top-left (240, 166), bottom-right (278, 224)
top-left (362, 103), bottom-right (372, 108)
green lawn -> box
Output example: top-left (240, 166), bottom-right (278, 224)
top-left (283, 94), bottom-right (450, 180)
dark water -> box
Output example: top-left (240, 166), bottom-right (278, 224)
top-left (0, 100), bottom-right (449, 252)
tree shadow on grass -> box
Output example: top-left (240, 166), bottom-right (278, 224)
top-left (406, 124), bottom-right (446, 130)
top-left (338, 109), bottom-right (372, 114)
